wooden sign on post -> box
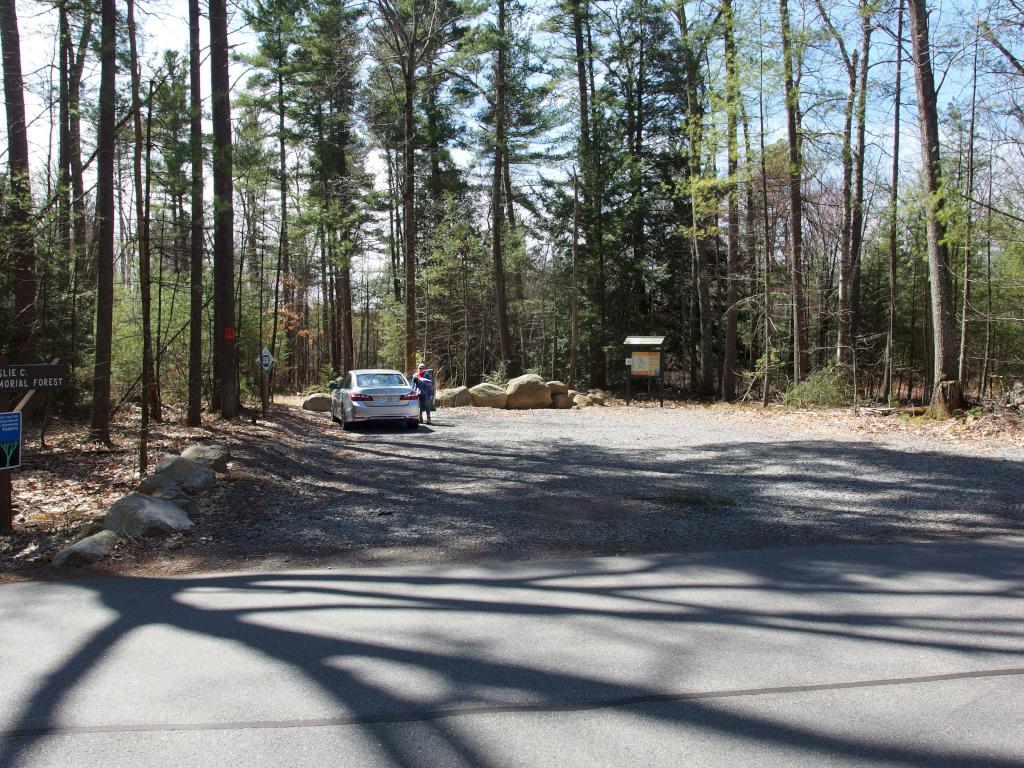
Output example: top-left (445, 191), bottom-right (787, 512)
top-left (1, 360), bottom-right (65, 533)
top-left (0, 363), bottom-right (67, 391)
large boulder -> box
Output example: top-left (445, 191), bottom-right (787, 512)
top-left (552, 393), bottom-right (573, 409)
top-left (573, 393), bottom-right (593, 408)
top-left (52, 530), bottom-right (118, 567)
top-left (505, 374), bottom-right (552, 409)
top-left (139, 456), bottom-right (214, 494)
top-left (437, 386), bottom-right (471, 407)
top-left (151, 487), bottom-right (199, 517)
top-left (546, 381), bottom-right (569, 395)
top-left (303, 392), bottom-right (332, 412)
top-left (105, 493), bottom-right (194, 537)
top-left (180, 443), bottom-right (231, 472)
top-left (470, 383), bottom-right (508, 408)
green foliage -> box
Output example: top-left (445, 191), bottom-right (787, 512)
top-left (482, 362), bottom-right (509, 387)
top-left (781, 368), bottom-right (853, 408)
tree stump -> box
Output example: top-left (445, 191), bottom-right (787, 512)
top-left (927, 380), bottom-right (964, 420)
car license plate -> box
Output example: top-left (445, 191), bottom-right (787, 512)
top-left (378, 396), bottom-right (397, 402)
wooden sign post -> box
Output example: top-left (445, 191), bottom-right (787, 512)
top-left (0, 360), bottom-right (66, 533)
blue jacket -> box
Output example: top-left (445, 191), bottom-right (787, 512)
top-left (413, 372), bottom-right (435, 402)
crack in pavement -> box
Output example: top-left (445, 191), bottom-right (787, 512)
top-left (4, 666), bottom-right (1022, 739)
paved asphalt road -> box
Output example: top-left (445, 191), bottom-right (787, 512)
top-left (2, 537), bottom-right (1023, 767)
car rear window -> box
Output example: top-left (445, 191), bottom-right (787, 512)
top-left (356, 373), bottom-right (408, 388)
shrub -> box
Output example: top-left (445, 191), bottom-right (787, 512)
top-left (781, 368), bottom-right (853, 408)
top-left (482, 362), bottom-right (509, 387)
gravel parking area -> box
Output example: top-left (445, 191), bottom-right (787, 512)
top-left (165, 404), bottom-right (1024, 573)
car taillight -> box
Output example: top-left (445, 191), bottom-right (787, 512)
top-left (350, 393), bottom-right (373, 402)
top-left (400, 392), bottom-right (418, 401)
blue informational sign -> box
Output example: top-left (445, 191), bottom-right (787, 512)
top-left (0, 412), bottom-right (22, 471)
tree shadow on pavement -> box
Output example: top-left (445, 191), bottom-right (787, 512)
top-left (2, 538), bottom-right (1024, 767)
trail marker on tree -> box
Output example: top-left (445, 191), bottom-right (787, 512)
top-left (255, 347), bottom-right (274, 419)
top-left (256, 347), bottom-right (275, 375)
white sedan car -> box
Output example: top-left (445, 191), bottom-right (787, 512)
top-left (330, 369), bottom-right (420, 430)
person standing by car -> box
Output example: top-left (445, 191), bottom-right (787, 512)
top-left (412, 363), bottom-right (435, 424)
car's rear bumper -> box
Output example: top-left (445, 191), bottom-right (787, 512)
top-left (349, 401), bottom-right (419, 421)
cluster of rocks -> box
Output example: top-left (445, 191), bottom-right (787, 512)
top-left (51, 443), bottom-right (231, 568)
top-left (436, 374), bottom-right (609, 411)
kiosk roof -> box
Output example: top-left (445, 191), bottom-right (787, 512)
top-left (623, 336), bottom-right (665, 347)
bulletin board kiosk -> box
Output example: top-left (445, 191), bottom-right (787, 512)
top-left (624, 336), bottom-right (665, 407)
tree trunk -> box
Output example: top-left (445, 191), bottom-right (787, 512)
top-left (957, 34), bottom-right (978, 388)
top-left (722, 0), bottom-right (740, 400)
top-left (403, 65), bottom-right (417, 372)
top-left (907, 0), bottom-right (961, 413)
top-left (128, 0), bottom-right (153, 471)
top-left (492, 0), bottom-right (515, 375)
top-left (340, 252), bottom-right (355, 374)
top-left (848, 2), bottom-right (872, 347)
top-left (210, 0), bottom-right (238, 419)
top-left (68, 11), bottom-right (90, 290)
top-left (980, 146), bottom-right (993, 398)
top-left (779, 0), bottom-right (806, 382)
top-left (89, 0), bottom-right (116, 442)
top-left (278, 72), bottom-right (293, 389)
top-left (883, 0), bottom-right (904, 402)
top-left (58, 4), bottom-right (72, 354)
top-left (836, 49), bottom-right (856, 367)
top-left (571, 0), bottom-right (591, 385)
top-left (678, 3), bottom-right (714, 397)
top-left (758, 21), bottom-right (772, 405)
top-left (570, 172), bottom-right (580, 388)
top-left (0, 0), bottom-right (37, 360)
top-left (187, 0), bottom-right (204, 426)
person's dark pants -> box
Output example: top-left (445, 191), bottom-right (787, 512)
top-left (419, 393), bottom-right (432, 422)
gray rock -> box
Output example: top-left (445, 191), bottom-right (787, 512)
top-left (573, 393), bottom-right (594, 407)
top-left (180, 443), bottom-right (231, 472)
top-left (470, 383), bottom-right (508, 408)
top-left (505, 374), bottom-right (552, 409)
top-left (140, 456), bottom-right (214, 493)
top-left (587, 391), bottom-right (607, 406)
top-left (138, 471), bottom-right (183, 495)
top-left (152, 487), bottom-right (199, 517)
top-left (302, 393), bottom-right (332, 412)
top-left (106, 493), bottom-right (194, 537)
top-left (546, 381), bottom-right (569, 395)
top-left (52, 530), bottom-right (118, 567)
top-left (437, 386), bottom-right (471, 407)
top-left (552, 393), bottom-right (573, 409)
